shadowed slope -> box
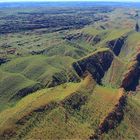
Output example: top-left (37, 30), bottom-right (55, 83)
top-left (72, 48), bottom-right (114, 84)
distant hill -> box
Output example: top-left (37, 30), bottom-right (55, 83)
top-left (0, 4), bottom-right (140, 140)
top-left (0, 2), bottom-right (140, 8)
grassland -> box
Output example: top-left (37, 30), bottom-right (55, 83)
top-left (0, 69), bottom-right (38, 111)
top-left (101, 93), bottom-right (140, 140)
top-left (1, 55), bottom-right (75, 81)
top-left (0, 4), bottom-right (140, 140)
top-left (0, 55), bottom-right (76, 111)
top-left (0, 82), bottom-right (120, 140)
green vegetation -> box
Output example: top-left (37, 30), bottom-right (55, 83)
top-left (1, 55), bottom-right (75, 81)
top-left (119, 31), bottom-right (140, 62)
top-left (0, 82), bottom-right (120, 140)
top-left (0, 69), bottom-right (38, 111)
top-left (102, 56), bottom-right (127, 87)
top-left (0, 4), bottom-right (140, 140)
top-left (0, 55), bottom-right (77, 111)
top-left (102, 94), bottom-right (140, 140)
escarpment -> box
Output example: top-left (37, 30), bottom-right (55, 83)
top-left (64, 33), bottom-right (101, 45)
top-left (90, 89), bottom-right (127, 140)
top-left (1, 102), bottom-right (58, 139)
top-left (44, 70), bottom-right (80, 88)
top-left (0, 58), bottom-right (9, 65)
top-left (10, 83), bottom-right (43, 101)
top-left (72, 49), bottom-right (114, 84)
top-left (106, 36), bottom-right (126, 56)
top-left (102, 57), bottom-right (126, 87)
top-left (121, 53), bottom-right (140, 91)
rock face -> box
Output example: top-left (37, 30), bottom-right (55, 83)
top-left (106, 36), bottom-right (126, 56)
top-left (64, 33), bottom-right (101, 45)
top-left (1, 102), bottom-right (58, 139)
top-left (0, 58), bottom-right (9, 65)
top-left (46, 70), bottom-right (80, 88)
top-left (98, 93), bottom-right (126, 133)
top-left (62, 92), bottom-right (88, 111)
top-left (90, 89), bottom-right (126, 140)
top-left (72, 49), bottom-right (114, 84)
top-left (10, 83), bottom-right (42, 101)
top-left (121, 53), bottom-right (140, 91)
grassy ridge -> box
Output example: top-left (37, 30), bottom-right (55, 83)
top-left (0, 10), bottom-right (140, 139)
top-left (0, 82), bottom-right (80, 139)
top-left (0, 80), bottom-right (120, 139)
top-left (0, 69), bottom-right (38, 111)
top-left (22, 85), bottom-right (120, 140)
top-left (119, 31), bottom-right (140, 62)
top-left (1, 55), bottom-right (76, 88)
top-left (102, 93), bottom-right (140, 140)
top-left (0, 55), bottom-right (77, 112)
top-left (102, 56), bottom-right (126, 87)
top-left (0, 31), bottom-right (90, 59)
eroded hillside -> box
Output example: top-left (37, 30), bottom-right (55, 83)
top-left (0, 4), bottom-right (140, 140)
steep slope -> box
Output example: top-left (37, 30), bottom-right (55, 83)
top-left (0, 55), bottom-right (79, 92)
top-left (0, 24), bottom-right (140, 140)
top-left (90, 88), bottom-right (127, 139)
top-left (0, 69), bottom-right (40, 111)
top-left (119, 31), bottom-right (140, 62)
top-left (101, 93), bottom-right (140, 140)
top-left (0, 80), bottom-right (121, 140)
top-left (103, 31), bottom-right (140, 88)
top-left (0, 82), bottom-right (79, 139)
top-left (0, 46), bottom-right (125, 140)
top-left (102, 57), bottom-right (126, 87)
top-left (72, 48), bottom-right (114, 84)
top-left (0, 55), bottom-right (80, 111)
top-left (121, 52), bottom-right (140, 91)
top-left (64, 28), bottom-right (130, 55)
top-left (0, 5), bottom-right (140, 140)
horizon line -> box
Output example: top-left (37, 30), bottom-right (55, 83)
top-left (0, 0), bottom-right (140, 3)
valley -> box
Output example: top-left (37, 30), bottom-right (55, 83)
top-left (0, 2), bottom-right (140, 140)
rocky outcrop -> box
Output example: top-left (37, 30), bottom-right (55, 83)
top-left (46, 70), bottom-right (80, 88)
top-left (30, 49), bottom-right (45, 55)
top-left (0, 58), bottom-right (9, 65)
top-left (121, 53), bottom-right (140, 91)
top-left (72, 49), bottom-right (114, 84)
top-left (1, 101), bottom-right (58, 140)
top-left (10, 83), bottom-right (42, 101)
top-left (64, 33), bottom-right (83, 41)
top-left (106, 36), bottom-right (126, 56)
top-left (65, 33), bottom-right (126, 55)
top-left (64, 33), bottom-right (101, 45)
top-left (62, 91), bottom-right (88, 111)
top-left (90, 89), bottom-right (127, 140)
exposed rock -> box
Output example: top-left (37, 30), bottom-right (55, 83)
top-left (64, 33), bottom-right (101, 45)
top-left (10, 83), bottom-right (42, 101)
top-left (121, 53), bottom-right (140, 91)
top-left (0, 102), bottom-right (58, 139)
top-left (64, 33), bottom-right (83, 41)
top-left (16, 102), bottom-right (57, 126)
top-left (0, 58), bottom-right (9, 65)
top-left (106, 36), bottom-right (126, 56)
top-left (30, 49), bottom-right (45, 55)
top-left (46, 70), bottom-right (80, 88)
top-left (72, 49), bottom-right (114, 84)
top-left (92, 35), bottom-right (101, 45)
top-left (2, 128), bottom-right (16, 140)
top-left (90, 89), bottom-right (127, 140)
top-left (62, 91), bottom-right (88, 112)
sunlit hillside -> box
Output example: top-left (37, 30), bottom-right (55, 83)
top-left (0, 1), bottom-right (140, 140)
